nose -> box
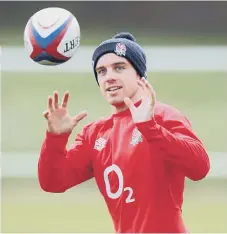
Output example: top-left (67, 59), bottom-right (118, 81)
top-left (105, 68), bottom-right (116, 83)
top-left (106, 78), bottom-right (116, 84)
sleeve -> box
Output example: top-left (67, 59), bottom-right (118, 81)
top-left (135, 107), bottom-right (210, 181)
top-left (38, 126), bottom-right (93, 193)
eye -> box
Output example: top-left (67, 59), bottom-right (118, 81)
top-left (115, 66), bottom-right (125, 72)
top-left (97, 68), bottom-right (106, 75)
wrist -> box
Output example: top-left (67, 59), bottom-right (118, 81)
top-left (47, 126), bottom-right (72, 135)
top-left (135, 118), bottom-right (156, 127)
top-left (46, 130), bottom-right (71, 137)
top-left (133, 112), bottom-right (154, 123)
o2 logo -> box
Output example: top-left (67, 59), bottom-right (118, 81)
top-left (103, 164), bottom-right (135, 203)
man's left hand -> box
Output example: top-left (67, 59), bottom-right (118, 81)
top-left (124, 77), bottom-right (156, 123)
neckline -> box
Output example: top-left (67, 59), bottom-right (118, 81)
top-left (111, 100), bottom-right (142, 118)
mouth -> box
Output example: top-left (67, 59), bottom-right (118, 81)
top-left (106, 86), bottom-right (122, 92)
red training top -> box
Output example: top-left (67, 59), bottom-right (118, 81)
top-left (38, 101), bottom-right (210, 233)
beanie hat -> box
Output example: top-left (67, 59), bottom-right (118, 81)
top-left (92, 32), bottom-right (147, 85)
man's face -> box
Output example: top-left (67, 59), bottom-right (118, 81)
top-left (96, 53), bottom-right (140, 106)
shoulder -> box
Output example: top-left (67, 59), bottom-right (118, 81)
top-left (154, 101), bottom-right (192, 128)
top-left (154, 101), bottom-right (183, 117)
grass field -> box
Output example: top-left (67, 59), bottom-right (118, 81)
top-left (2, 71), bottom-right (227, 233)
top-left (2, 178), bottom-right (227, 233)
top-left (2, 71), bottom-right (227, 152)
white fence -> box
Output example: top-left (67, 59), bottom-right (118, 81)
top-left (1, 46), bottom-right (227, 72)
top-left (2, 151), bottom-right (227, 178)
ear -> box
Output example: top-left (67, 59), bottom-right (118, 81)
top-left (136, 73), bottom-right (141, 80)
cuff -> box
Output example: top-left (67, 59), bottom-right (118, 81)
top-left (45, 130), bottom-right (71, 148)
top-left (135, 118), bottom-right (162, 142)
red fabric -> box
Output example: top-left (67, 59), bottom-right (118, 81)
top-left (38, 101), bottom-right (210, 233)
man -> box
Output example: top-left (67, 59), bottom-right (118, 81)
top-left (38, 32), bottom-right (210, 233)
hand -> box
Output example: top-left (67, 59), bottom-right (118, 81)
top-left (43, 91), bottom-right (87, 134)
top-left (124, 77), bottom-right (156, 123)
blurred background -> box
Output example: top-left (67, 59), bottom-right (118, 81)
top-left (1, 1), bottom-right (227, 233)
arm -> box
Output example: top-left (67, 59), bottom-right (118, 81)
top-left (136, 107), bottom-right (210, 181)
top-left (38, 126), bottom-right (93, 193)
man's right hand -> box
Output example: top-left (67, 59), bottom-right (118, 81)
top-left (43, 91), bottom-right (87, 134)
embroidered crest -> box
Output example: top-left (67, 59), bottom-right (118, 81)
top-left (94, 137), bottom-right (107, 151)
top-left (130, 128), bottom-right (143, 146)
top-left (115, 43), bottom-right (126, 56)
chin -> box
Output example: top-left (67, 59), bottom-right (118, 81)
top-left (108, 98), bottom-right (125, 107)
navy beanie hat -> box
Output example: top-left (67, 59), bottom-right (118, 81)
top-left (92, 32), bottom-right (147, 85)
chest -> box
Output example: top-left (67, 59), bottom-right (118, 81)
top-left (90, 118), bottom-right (165, 199)
top-left (92, 118), bottom-right (150, 170)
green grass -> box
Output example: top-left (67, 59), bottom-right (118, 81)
top-left (2, 178), bottom-right (227, 233)
top-left (2, 71), bottom-right (227, 152)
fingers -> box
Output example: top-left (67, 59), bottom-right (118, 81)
top-left (148, 83), bottom-right (156, 108)
top-left (139, 77), bottom-right (156, 108)
top-left (53, 91), bottom-right (59, 109)
top-left (61, 91), bottom-right (69, 108)
top-left (124, 97), bottom-right (135, 112)
top-left (73, 111), bottom-right (88, 126)
top-left (43, 110), bottom-right (49, 119)
top-left (48, 91), bottom-right (69, 112)
top-left (137, 79), bottom-right (146, 92)
top-left (144, 79), bottom-right (156, 108)
top-left (48, 96), bottom-right (54, 113)
top-left (48, 91), bottom-right (59, 113)
top-left (137, 78), bottom-right (150, 101)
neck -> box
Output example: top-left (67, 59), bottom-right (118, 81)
top-left (111, 87), bottom-right (144, 114)
top-left (111, 103), bottom-right (128, 114)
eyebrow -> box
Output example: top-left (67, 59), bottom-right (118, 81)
top-left (96, 62), bottom-right (127, 72)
